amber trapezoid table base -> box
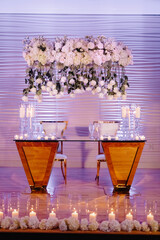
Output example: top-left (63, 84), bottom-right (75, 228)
top-left (101, 141), bottom-right (145, 193)
top-left (15, 141), bottom-right (59, 193)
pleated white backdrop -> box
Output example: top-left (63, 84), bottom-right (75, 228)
top-left (0, 14), bottom-right (160, 168)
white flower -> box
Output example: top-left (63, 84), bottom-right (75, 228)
top-left (55, 42), bottom-right (62, 50)
top-left (98, 93), bottom-right (104, 98)
top-left (99, 80), bottom-right (105, 86)
top-left (88, 42), bottom-right (95, 49)
top-left (116, 91), bottom-right (121, 97)
top-left (22, 95), bottom-right (28, 102)
top-left (1, 217), bottom-right (12, 229)
top-left (52, 89), bottom-right (58, 95)
top-left (46, 217), bottom-right (59, 230)
top-left (110, 80), bottom-right (115, 85)
top-left (47, 81), bottom-right (53, 87)
top-left (61, 76), bottom-right (66, 83)
top-left (52, 84), bottom-right (56, 90)
top-left (122, 93), bottom-right (127, 100)
top-left (20, 216), bottom-right (29, 229)
top-left (141, 222), bottom-right (150, 232)
top-left (113, 87), bottom-right (119, 93)
top-left (95, 86), bottom-right (101, 93)
top-left (75, 41), bottom-right (82, 49)
top-left (121, 219), bottom-right (134, 232)
top-left (70, 93), bottom-right (75, 98)
top-left (39, 219), bottom-right (47, 230)
top-left (86, 87), bottom-right (92, 91)
top-left (149, 220), bottom-right (159, 232)
top-left (30, 87), bottom-right (36, 93)
top-left (108, 220), bottom-right (121, 232)
top-left (41, 85), bottom-right (46, 91)
top-left (79, 76), bottom-right (84, 82)
top-left (67, 216), bottom-right (79, 231)
top-left (80, 218), bottom-right (88, 231)
top-left (94, 55), bottom-right (102, 66)
top-left (46, 86), bottom-right (51, 92)
top-left (59, 219), bottom-right (68, 231)
top-left (28, 216), bottom-right (39, 229)
top-left (133, 220), bottom-right (141, 231)
top-left (97, 41), bottom-right (103, 49)
top-left (69, 79), bottom-right (75, 85)
top-left (90, 80), bottom-right (97, 86)
top-left (36, 78), bottom-right (42, 84)
top-left (107, 95), bottom-right (114, 100)
top-left (88, 221), bottom-right (99, 231)
top-left (99, 221), bottom-right (109, 232)
top-left (83, 78), bottom-right (88, 84)
top-left (107, 83), bottom-right (112, 90)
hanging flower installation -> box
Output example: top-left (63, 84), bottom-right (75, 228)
top-left (22, 36), bottom-right (133, 102)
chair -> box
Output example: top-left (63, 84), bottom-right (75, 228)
top-left (54, 141), bottom-right (67, 184)
top-left (41, 121), bottom-right (68, 184)
top-left (95, 141), bottom-right (106, 185)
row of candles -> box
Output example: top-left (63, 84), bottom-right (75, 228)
top-left (0, 207), bottom-right (155, 224)
top-left (19, 104), bottom-right (35, 119)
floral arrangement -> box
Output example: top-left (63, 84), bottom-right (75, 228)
top-left (1, 216), bottom-right (160, 233)
top-left (22, 36), bottom-right (133, 102)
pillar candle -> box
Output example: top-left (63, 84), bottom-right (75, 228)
top-left (108, 211), bottom-right (115, 221)
top-left (89, 212), bottom-right (97, 222)
top-left (135, 106), bottom-right (141, 118)
top-left (19, 104), bottom-right (25, 118)
top-left (12, 209), bottom-right (19, 218)
top-left (29, 210), bottom-right (36, 218)
top-left (0, 211), bottom-right (4, 220)
top-left (71, 210), bottom-right (78, 220)
top-left (49, 210), bottom-right (56, 219)
top-left (126, 212), bottom-right (133, 221)
top-left (147, 212), bottom-right (154, 224)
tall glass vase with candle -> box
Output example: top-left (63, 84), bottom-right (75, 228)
top-left (121, 106), bottom-right (130, 140)
top-left (26, 103), bottom-right (36, 139)
top-left (134, 105), bottom-right (141, 137)
top-left (19, 103), bottom-right (26, 137)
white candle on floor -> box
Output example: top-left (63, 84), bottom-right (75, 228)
top-left (49, 210), bottom-right (56, 219)
top-left (89, 212), bottom-right (97, 222)
top-left (147, 212), bottom-right (154, 224)
top-left (108, 210), bottom-right (115, 221)
top-left (126, 212), bottom-right (133, 221)
top-left (0, 211), bottom-right (4, 220)
top-left (72, 210), bottom-right (78, 220)
top-left (12, 209), bottom-right (19, 218)
top-left (29, 210), bottom-right (36, 218)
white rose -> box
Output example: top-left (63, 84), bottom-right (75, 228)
top-left (116, 91), bottom-right (121, 97)
top-left (52, 89), bottom-right (58, 95)
top-left (95, 86), bottom-right (101, 93)
top-left (75, 41), bottom-right (82, 49)
top-left (110, 80), bottom-right (115, 85)
top-left (47, 81), bottom-right (53, 87)
top-left (99, 93), bottom-right (104, 98)
top-left (88, 42), bottom-right (95, 49)
top-left (90, 80), bottom-right (97, 86)
top-left (69, 79), bottom-right (75, 85)
top-left (86, 87), bottom-right (92, 91)
top-left (55, 42), bottom-right (62, 51)
top-left (94, 55), bottom-right (102, 66)
top-left (46, 87), bottom-right (51, 92)
top-left (83, 78), bottom-right (88, 84)
top-left (22, 96), bottom-right (28, 102)
top-left (107, 83), bottom-right (112, 90)
top-left (99, 80), bottom-right (105, 86)
top-left (107, 95), bottom-right (113, 100)
top-left (30, 87), bottom-right (36, 93)
top-left (36, 78), bottom-right (42, 84)
top-left (97, 41), bottom-right (103, 49)
top-left (61, 76), bottom-right (67, 83)
top-left (79, 76), bottom-right (84, 82)
top-left (52, 84), bottom-right (56, 89)
top-left (114, 87), bottom-right (119, 93)
top-left (41, 85), bottom-right (46, 91)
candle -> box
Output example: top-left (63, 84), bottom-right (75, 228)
top-left (49, 210), bottom-right (56, 219)
top-left (115, 136), bottom-right (119, 140)
top-left (24, 133), bottom-right (28, 139)
top-left (140, 135), bottom-right (145, 140)
top-left (128, 108), bottom-right (130, 129)
top-left (12, 209), bottom-right (19, 218)
top-left (44, 136), bottom-right (49, 140)
top-left (122, 106), bottom-right (127, 118)
top-left (147, 212), bottom-right (154, 224)
top-left (89, 212), bottom-right (97, 222)
top-left (135, 136), bottom-right (139, 140)
top-left (0, 211), bottom-right (4, 220)
top-left (108, 136), bottom-right (111, 140)
top-left (108, 211), bottom-right (115, 221)
top-left (19, 135), bottom-right (23, 140)
top-left (135, 106), bottom-right (141, 118)
top-left (71, 210), bottom-right (78, 220)
top-left (14, 135), bottom-right (19, 140)
top-left (29, 210), bottom-right (36, 218)
top-left (37, 135), bottom-right (41, 140)
top-left (51, 136), bottom-right (55, 140)
top-left (126, 212), bottom-right (133, 221)
top-left (26, 105), bottom-right (31, 118)
top-left (30, 106), bottom-right (35, 118)
top-left (19, 104), bottom-right (25, 118)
